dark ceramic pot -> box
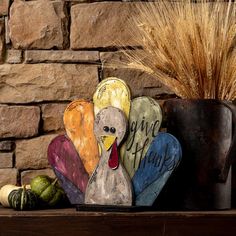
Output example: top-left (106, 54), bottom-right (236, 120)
top-left (162, 99), bottom-right (236, 210)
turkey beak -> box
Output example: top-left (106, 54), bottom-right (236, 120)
top-left (101, 135), bottom-right (116, 151)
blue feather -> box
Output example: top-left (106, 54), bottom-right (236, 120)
top-left (132, 132), bottom-right (182, 206)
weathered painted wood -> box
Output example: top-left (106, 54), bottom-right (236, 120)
top-left (48, 135), bottom-right (89, 204)
top-left (93, 77), bottom-right (131, 162)
top-left (85, 107), bottom-right (133, 206)
top-left (63, 100), bottom-right (99, 176)
top-left (93, 77), bottom-right (131, 119)
top-left (132, 132), bottom-right (182, 206)
top-left (54, 168), bottom-right (84, 205)
top-left (123, 97), bottom-right (162, 178)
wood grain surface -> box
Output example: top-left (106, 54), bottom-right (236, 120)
top-left (0, 207), bottom-right (236, 236)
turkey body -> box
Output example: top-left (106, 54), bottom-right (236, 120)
top-left (85, 148), bottom-right (133, 206)
top-left (85, 106), bottom-right (133, 206)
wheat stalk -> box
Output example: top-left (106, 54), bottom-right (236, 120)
top-left (116, 0), bottom-right (236, 100)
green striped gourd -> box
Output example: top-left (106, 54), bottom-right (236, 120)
top-left (8, 186), bottom-right (38, 210)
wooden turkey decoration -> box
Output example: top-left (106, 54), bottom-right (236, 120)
top-left (48, 77), bottom-right (182, 207)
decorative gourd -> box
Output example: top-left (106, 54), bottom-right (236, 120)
top-left (8, 185), bottom-right (38, 210)
top-left (0, 185), bottom-right (21, 207)
top-left (30, 175), bottom-right (65, 207)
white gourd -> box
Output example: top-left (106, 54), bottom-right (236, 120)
top-left (0, 185), bottom-right (21, 207)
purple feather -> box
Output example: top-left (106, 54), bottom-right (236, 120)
top-left (53, 168), bottom-right (85, 205)
top-left (48, 135), bottom-right (89, 194)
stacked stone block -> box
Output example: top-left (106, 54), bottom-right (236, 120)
top-left (0, 0), bottom-right (172, 188)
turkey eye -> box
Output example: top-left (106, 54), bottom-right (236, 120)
top-left (103, 126), bottom-right (109, 132)
top-left (110, 127), bottom-right (116, 133)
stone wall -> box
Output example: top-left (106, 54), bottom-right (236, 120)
top-left (0, 0), bottom-right (173, 188)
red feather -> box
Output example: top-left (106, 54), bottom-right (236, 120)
top-left (48, 135), bottom-right (89, 193)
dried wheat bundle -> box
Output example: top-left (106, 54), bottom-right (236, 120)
top-left (120, 0), bottom-right (236, 100)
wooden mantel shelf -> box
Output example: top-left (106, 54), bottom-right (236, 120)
top-left (0, 207), bottom-right (236, 236)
